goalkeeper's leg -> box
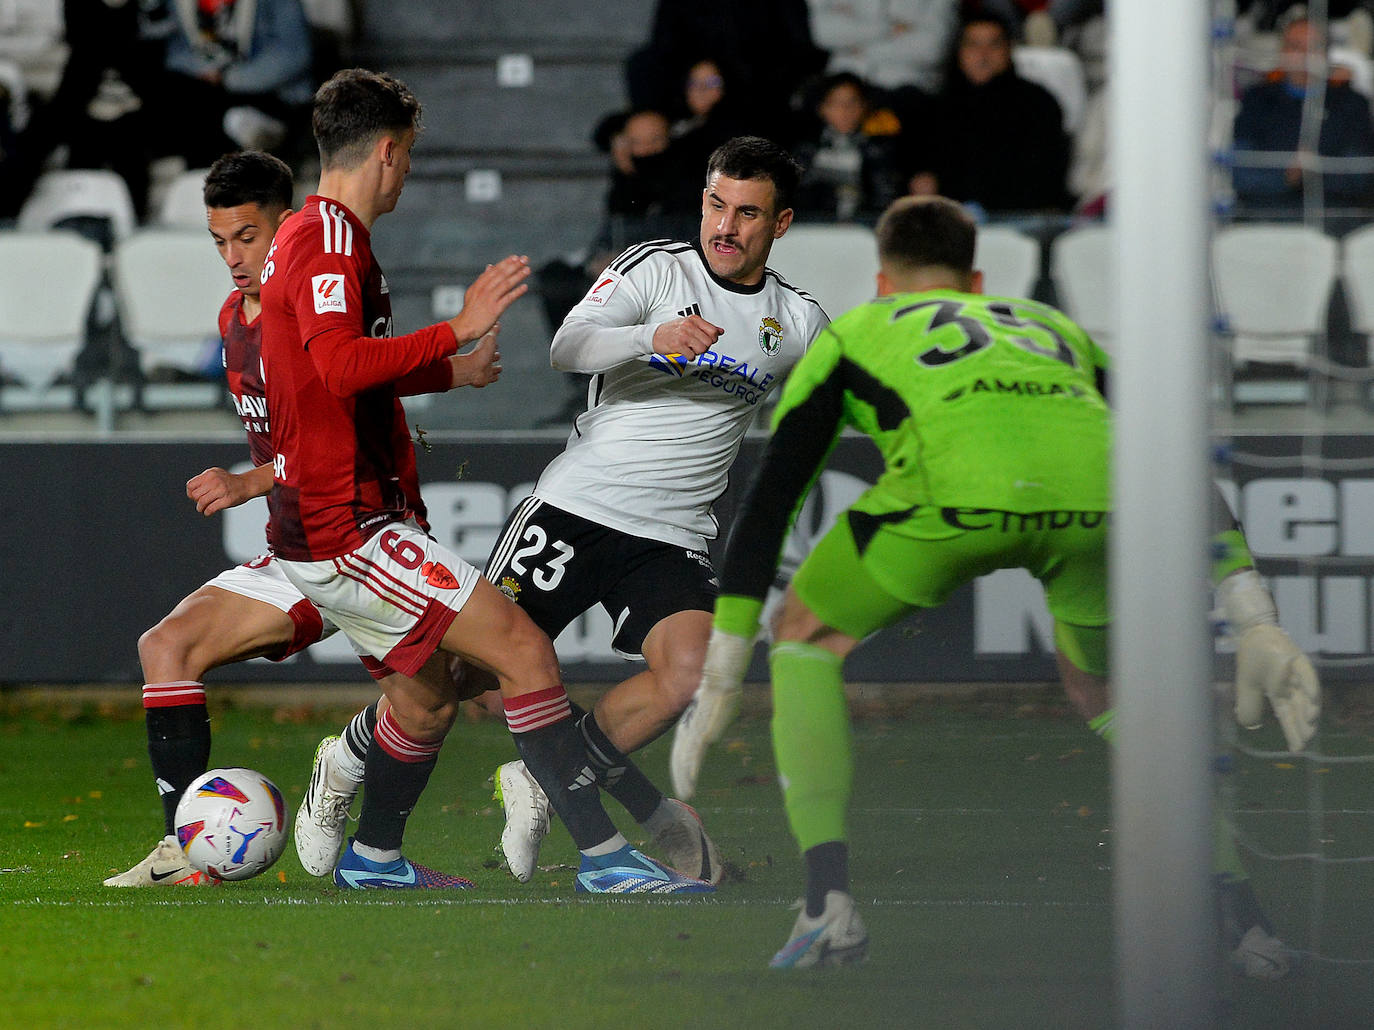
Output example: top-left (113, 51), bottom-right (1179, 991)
top-left (1058, 637), bottom-right (1293, 982)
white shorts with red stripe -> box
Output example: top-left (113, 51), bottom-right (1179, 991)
top-left (278, 520), bottom-right (481, 679)
top-left (206, 553), bottom-right (339, 659)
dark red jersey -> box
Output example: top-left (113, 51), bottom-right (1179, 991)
top-left (258, 196), bottom-right (456, 561)
top-left (218, 291), bottom-right (274, 469)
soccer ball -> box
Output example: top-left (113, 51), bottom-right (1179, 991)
top-left (174, 768), bottom-right (289, 881)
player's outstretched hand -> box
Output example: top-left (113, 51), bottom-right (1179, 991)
top-left (449, 255), bottom-right (530, 343)
top-left (1221, 569), bottom-right (1321, 753)
top-left (448, 326), bottom-right (502, 389)
top-left (670, 626), bottom-right (753, 799)
top-left (1234, 623), bottom-right (1320, 753)
top-left (187, 465), bottom-right (270, 516)
top-left (652, 314), bottom-right (723, 361)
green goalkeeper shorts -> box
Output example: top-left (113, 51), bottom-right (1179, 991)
top-left (791, 504), bottom-right (1110, 676)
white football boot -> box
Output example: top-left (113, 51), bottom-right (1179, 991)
top-left (294, 736), bottom-right (358, 876)
top-left (769, 891), bottom-right (870, 970)
top-left (1231, 924), bottom-right (1292, 980)
top-left (494, 760), bottom-right (552, 883)
top-left (103, 835), bottom-right (218, 886)
top-left (649, 798), bottom-right (725, 885)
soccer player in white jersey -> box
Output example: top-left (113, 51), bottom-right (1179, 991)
top-left (299, 137), bottom-right (829, 884)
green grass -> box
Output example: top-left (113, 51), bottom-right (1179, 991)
top-left (2, 696), bottom-right (1371, 1029)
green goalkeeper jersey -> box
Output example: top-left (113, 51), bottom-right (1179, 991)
top-left (718, 289), bottom-right (1111, 605)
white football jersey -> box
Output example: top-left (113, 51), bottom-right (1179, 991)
top-left (536, 240), bottom-right (829, 550)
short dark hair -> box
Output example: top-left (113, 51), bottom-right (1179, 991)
top-left (875, 196), bottom-right (977, 276)
top-left (705, 136), bottom-right (802, 213)
top-left (313, 68), bottom-right (422, 170)
top-left (202, 150), bottom-right (294, 211)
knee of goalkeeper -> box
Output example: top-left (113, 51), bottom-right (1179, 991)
top-left (1217, 568), bottom-right (1320, 753)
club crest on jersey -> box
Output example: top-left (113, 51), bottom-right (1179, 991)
top-left (499, 576), bottom-right (521, 602)
top-left (758, 316), bottom-right (783, 356)
top-left (585, 270), bottom-right (622, 307)
top-left (421, 561), bottom-right (459, 590)
top-left (312, 273), bottom-right (346, 314)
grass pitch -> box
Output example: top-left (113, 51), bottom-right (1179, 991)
top-left (2, 691), bottom-right (1370, 1029)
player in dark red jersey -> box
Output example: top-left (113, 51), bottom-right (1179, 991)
top-left (261, 68), bottom-right (710, 891)
top-left (104, 149), bottom-right (500, 888)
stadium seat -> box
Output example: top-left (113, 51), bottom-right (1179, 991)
top-left (1048, 223), bottom-right (1114, 346)
top-left (154, 167), bottom-right (212, 229)
top-left (766, 223), bottom-right (877, 320)
top-left (1338, 223), bottom-right (1374, 404)
top-left (111, 228), bottom-right (230, 408)
top-left (1012, 45), bottom-right (1088, 134)
top-left (974, 224), bottom-right (1041, 300)
top-left (0, 229), bottom-right (103, 412)
top-left (1212, 222), bottom-right (1339, 407)
top-left (18, 169), bottom-right (138, 251)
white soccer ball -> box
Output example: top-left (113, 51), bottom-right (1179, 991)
top-left (174, 767), bottom-right (289, 881)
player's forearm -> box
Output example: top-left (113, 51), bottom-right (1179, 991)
top-left (307, 323), bottom-right (457, 396)
top-left (719, 401), bottom-right (841, 610)
top-left (550, 318), bottom-right (656, 373)
top-left (241, 462), bottom-right (276, 499)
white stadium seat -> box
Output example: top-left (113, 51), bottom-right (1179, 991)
top-left (1339, 224), bottom-right (1374, 372)
top-left (1212, 222), bottom-right (1338, 406)
top-left (18, 169), bottom-right (138, 249)
top-left (974, 225), bottom-right (1041, 300)
top-left (1048, 223), bottom-right (1114, 346)
top-left (112, 229), bottom-right (231, 405)
top-left (0, 229), bottom-right (103, 410)
top-left (766, 223), bottom-right (878, 320)
top-left (155, 167), bottom-right (213, 229)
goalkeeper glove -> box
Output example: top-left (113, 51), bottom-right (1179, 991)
top-left (670, 625), bottom-right (754, 800)
top-left (1219, 569), bottom-right (1320, 752)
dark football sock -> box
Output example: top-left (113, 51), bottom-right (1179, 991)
top-left (804, 841), bottom-right (850, 918)
top-left (505, 687), bottom-right (619, 849)
top-left (578, 708), bottom-right (663, 824)
top-left (353, 707), bottom-right (440, 853)
top-left (143, 681), bottom-right (211, 837)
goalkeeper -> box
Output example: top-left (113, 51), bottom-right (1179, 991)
top-left (671, 195), bottom-right (1319, 971)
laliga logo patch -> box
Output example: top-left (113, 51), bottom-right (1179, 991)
top-left (585, 271), bottom-right (621, 306)
top-left (758, 316), bottom-right (783, 356)
top-left (312, 273), bottom-right (347, 314)
top-left (421, 561), bottom-right (459, 589)
top-left (499, 576), bottom-right (521, 602)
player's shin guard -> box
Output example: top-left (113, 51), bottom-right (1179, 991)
top-left (143, 681), bottom-right (211, 836)
top-left (505, 687), bottom-right (619, 849)
top-left (353, 708), bottom-right (441, 853)
top-left (770, 641), bottom-right (853, 861)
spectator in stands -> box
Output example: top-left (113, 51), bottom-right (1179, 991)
top-left (156, 0), bottom-right (315, 168)
top-left (625, 0), bottom-right (827, 140)
top-left (808, 0), bottom-right (960, 95)
top-left (0, 0), bottom-right (66, 100)
top-left (961, 0), bottom-right (1103, 45)
top-left (537, 109), bottom-right (701, 422)
top-left (668, 58), bottom-right (755, 174)
top-left (906, 13), bottom-right (1072, 215)
top-left (14, 0), bottom-right (169, 218)
top-left (793, 72), bottom-right (903, 222)
top-left (1232, 12), bottom-right (1374, 221)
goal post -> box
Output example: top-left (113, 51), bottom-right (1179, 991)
top-left (1109, 0), bottom-right (1218, 1025)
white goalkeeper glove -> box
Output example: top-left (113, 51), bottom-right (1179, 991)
top-left (1220, 569), bottom-right (1320, 752)
top-left (670, 626), bottom-right (754, 800)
